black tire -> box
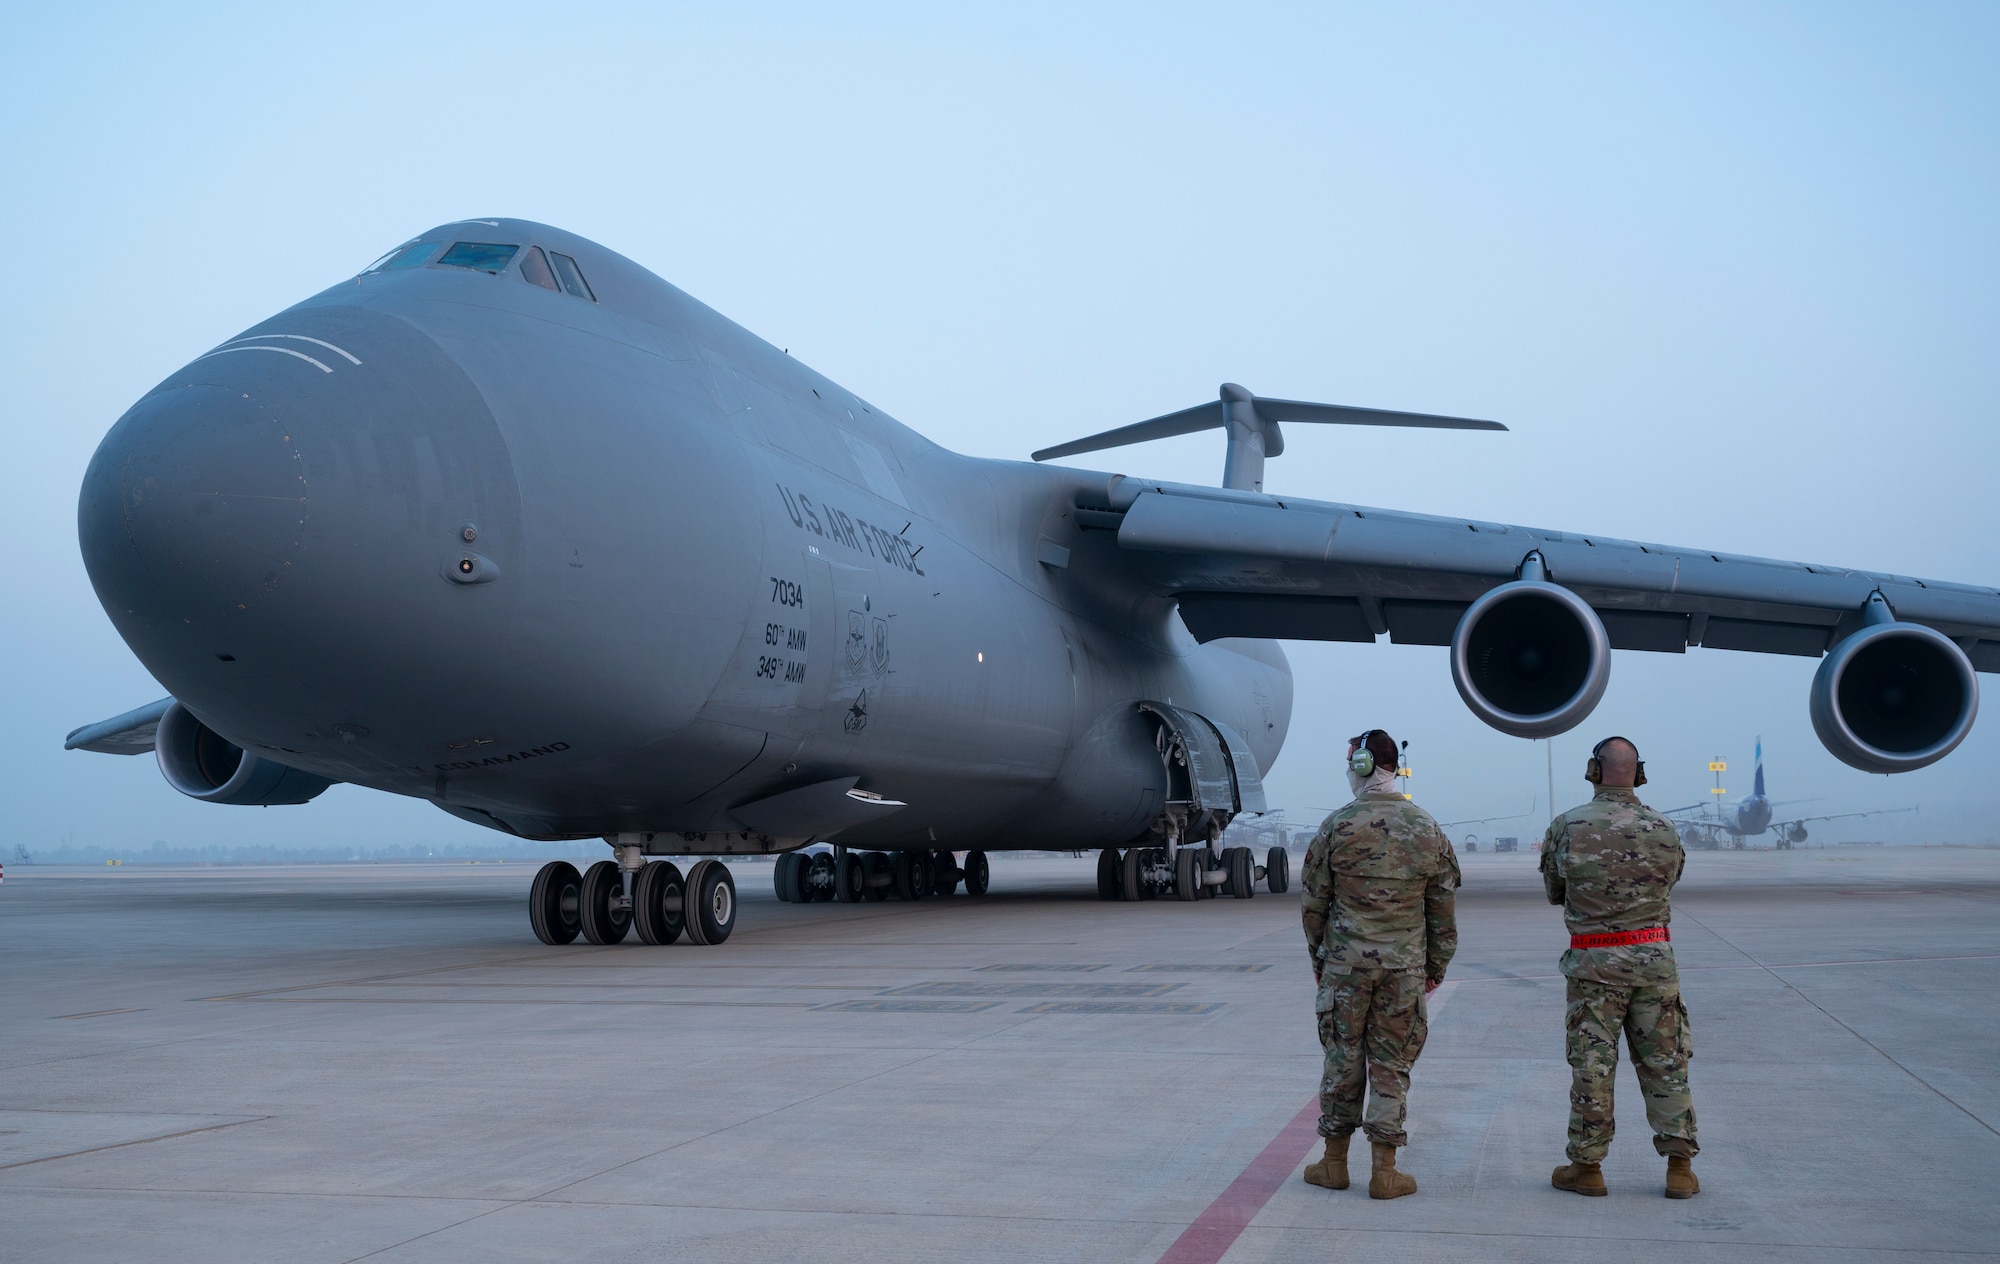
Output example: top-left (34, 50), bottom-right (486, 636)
top-left (1174, 848), bottom-right (1199, 901)
top-left (1266, 846), bottom-right (1290, 894)
top-left (684, 859), bottom-right (737, 945)
top-left (1121, 846), bottom-right (1143, 901)
top-left (773, 853), bottom-right (798, 903)
top-left (1230, 847), bottom-right (1255, 899)
top-left (634, 860), bottom-right (685, 945)
top-left (836, 851), bottom-right (866, 902)
top-left (529, 860), bottom-right (582, 945)
top-left (579, 859), bottom-right (632, 944)
top-left (863, 851), bottom-right (891, 901)
top-left (1097, 848), bottom-right (1122, 900)
top-left (963, 850), bottom-right (990, 896)
top-left (893, 850), bottom-right (931, 901)
top-left (931, 850), bottom-right (960, 896)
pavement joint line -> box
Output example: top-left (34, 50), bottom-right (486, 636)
top-left (1441, 951), bottom-right (2000, 985)
top-left (0, 1117), bottom-right (269, 1173)
top-left (1676, 910), bottom-right (2000, 1140)
top-left (193, 951), bottom-right (580, 1001)
top-left (335, 1013), bottom-right (1054, 1263)
top-left (18, 1185), bottom-right (1926, 1251)
top-left (53, 1008), bottom-right (145, 1019)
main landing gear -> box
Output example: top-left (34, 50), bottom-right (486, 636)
top-left (1097, 843), bottom-right (1290, 902)
top-left (773, 848), bottom-right (987, 905)
top-left (529, 848), bottom-right (738, 947)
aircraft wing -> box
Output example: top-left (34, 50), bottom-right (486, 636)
top-left (1777, 807), bottom-right (1915, 829)
top-left (64, 698), bottom-right (173, 755)
top-left (1076, 475), bottom-right (2000, 662)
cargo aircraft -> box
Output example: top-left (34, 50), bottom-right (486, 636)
top-left (67, 220), bottom-right (2000, 946)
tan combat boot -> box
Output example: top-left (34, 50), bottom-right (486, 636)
top-left (1551, 1160), bottom-right (1607, 1196)
top-left (1367, 1140), bottom-right (1417, 1199)
top-left (1303, 1134), bottom-right (1350, 1189)
top-left (1665, 1154), bottom-right (1699, 1199)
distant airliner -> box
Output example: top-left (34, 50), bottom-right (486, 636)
top-left (64, 219), bottom-right (1996, 945)
top-left (1664, 739), bottom-right (1910, 849)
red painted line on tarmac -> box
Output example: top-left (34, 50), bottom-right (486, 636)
top-left (1156, 1097), bottom-right (1321, 1264)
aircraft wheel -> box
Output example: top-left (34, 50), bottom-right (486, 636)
top-left (1121, 847), bottom-right (1144, 902)
top-left (684, 859), bottom-right (736, 945)
top-left (1097, 848), bottom-right (1122, 900)
top-left (529, 860), bottom-right (582, 945)
top-left (808, 852), bottom-right (837, 901)
top-left (634, 860), bottom-right (685, 945)
top-left (963, 850), bottom-right (990, 896)
top-left (863, 852), bottom-right (891, 901)
top-left (931, 850), bottom-right (960, 896)
top-left (1266, 846), bottom-right (1290, 894)
top-left (579, 859), bottom-right (632, 944)
top-left (773, 852), bottom-right (804, 903)
top-left (1229, 847), bottom-right (1255, 899)
top-left (894, 850), bottom-right (932, 900)
top-left (836, 851), bottom-right (866, 902)
top-left (1174, 848), bottom-right (1199, 901)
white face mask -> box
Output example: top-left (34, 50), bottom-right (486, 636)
top-left (1348, 761), bottom-right (1398, 797)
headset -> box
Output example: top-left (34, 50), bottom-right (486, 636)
top-left (1584, 736), bottom-right (1647, 787)
top-left (1348, 730), bottom-right (1385, 778)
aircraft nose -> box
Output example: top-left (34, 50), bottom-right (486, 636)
top-left (79, 383), bottom-right (309, 622)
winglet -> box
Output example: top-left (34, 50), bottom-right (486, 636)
top-left (1031, 384), bottom-right (1503, 492)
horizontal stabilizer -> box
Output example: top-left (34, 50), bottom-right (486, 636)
top-left (1032, 383), bottom-right (1503, 492)
top-left (65, 698), bottom-right (173, 755)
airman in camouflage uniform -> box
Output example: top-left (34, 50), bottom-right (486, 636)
top-left (1541, 736), bottom-right (1700, 1199)
top-left (1299, 729), bottom-right (1459, 1200)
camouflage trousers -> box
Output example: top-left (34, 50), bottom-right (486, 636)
top-left (1316, 968), bottom-right (1429, 1146)
top-left (1565, 978), bottom-right (1698, 1163)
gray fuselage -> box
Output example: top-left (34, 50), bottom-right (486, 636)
top-left (77, 220), bottom-right (1292, 848)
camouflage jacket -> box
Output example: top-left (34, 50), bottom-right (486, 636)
top-left (1540, 787), bottom-right (1685, 986)
top-left (1300, 793), bottom-right (1460, 983)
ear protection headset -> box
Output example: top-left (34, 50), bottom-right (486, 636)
top-left (1585, 736), bottom-right (1647, 787)
top-left (1348, 730), bottom-right (1382, 778)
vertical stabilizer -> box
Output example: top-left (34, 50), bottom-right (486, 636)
top-left (1753, 737), bottom-right (1766, 799)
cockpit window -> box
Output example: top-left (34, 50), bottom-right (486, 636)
top-left (365, 241), bottom-right (442, 273)
top-left (549, 252), bottom-right (596, 302)
top-left (519, 246), bottom-right (561, 291)
top-left (437, 242), bottom-right (520, 274)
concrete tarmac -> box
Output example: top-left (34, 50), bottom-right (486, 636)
top-left (3, 845), bottom-right (1998, 1262)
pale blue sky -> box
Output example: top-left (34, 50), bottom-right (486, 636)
top-left (5, 3), bottom-right (1998, 852)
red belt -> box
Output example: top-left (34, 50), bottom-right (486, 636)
top-left (1570, 927), bottom-right (1670, 950)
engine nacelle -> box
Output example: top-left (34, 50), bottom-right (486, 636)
top-left (155, 702), bottom-right (335, 805)
top-left (1451, 559), bottom-right (1611, 739)
top-left (1810, 606), bottom-right (1977, 773)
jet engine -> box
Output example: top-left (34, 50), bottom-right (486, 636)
top-left (1450, 556), bottom-right (1611, 739)
top-left (1809, 600), bottom-right (1978, 773)
top-left (155, 702), bottom-right (335, 805)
